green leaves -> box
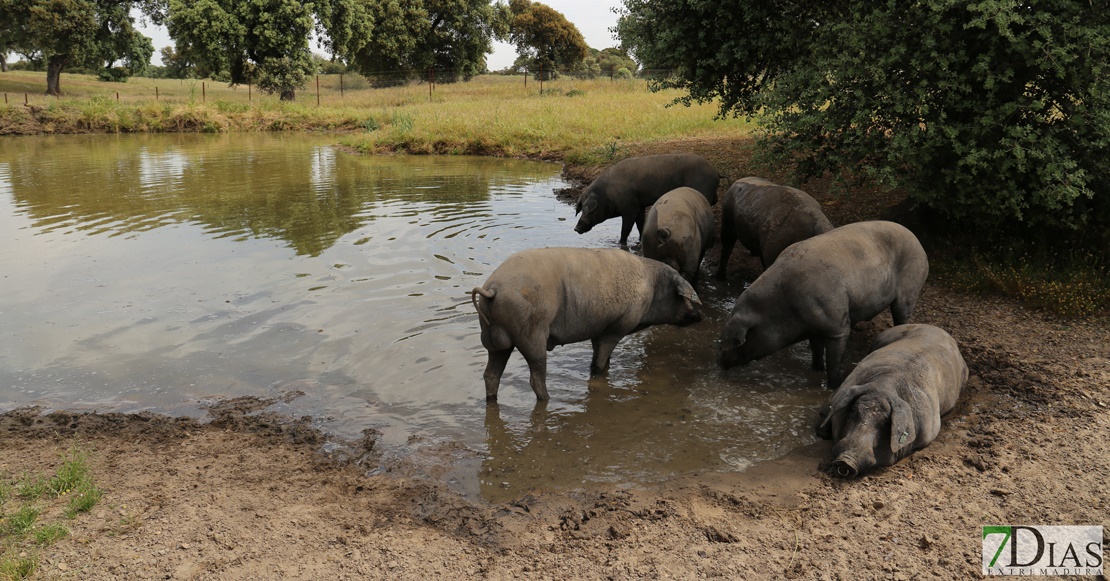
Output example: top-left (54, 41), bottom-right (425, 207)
top-left (509, 0), bottom-right (589, 79)
top-left (618, 0), bottom-right (1110, 236)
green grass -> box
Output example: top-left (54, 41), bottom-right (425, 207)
top-left (0, 71), bottom-right (755, 161)
top-left (32, 524), bottom-right (68, 546)
top-left (0, 553), bottom-right (36, 581)
top-left (0, 445), bottom-right (102, 579)
top-left (934, 246), bottom-right (1110, 319)
top-left (3, 506), bottom-right (39, 536)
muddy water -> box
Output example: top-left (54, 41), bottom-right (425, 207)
top-left (0, 133), bottom-right (828, 503)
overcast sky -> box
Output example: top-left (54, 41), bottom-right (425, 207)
top-left (136, 1), bottom-right (626, 71)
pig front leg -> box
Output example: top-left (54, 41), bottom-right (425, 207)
top-left (619, 215), bottom-right (636, 249)
top-left (823, 332), bottom-right (850, 389)
top-left (809, 338), bottom-right (825, 371)
top-left (590, 335), bottom-right (622, 376)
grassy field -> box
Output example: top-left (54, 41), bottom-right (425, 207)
top-left (0, 70), bottom-right (754, 162)
top-left (0, 446), bottom-right (103, 580)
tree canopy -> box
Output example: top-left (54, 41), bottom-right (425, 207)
top-left (509, 0), bottom-right (588, 79)
top-left (164, 0), bottom-right (325, 100)
top-left (617, 0), bottom-right (1110, 235)
top-left (348, 0), bottom-right (509, 84)
top-left (0, 0), bottom-right (153, 94)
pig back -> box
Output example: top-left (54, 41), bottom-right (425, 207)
top-left (865, 324), bottom-right (967, 414)
top-left (771, 221), bottom-right (927, 323)
top-left (600, 154), bottom-right (719, 210)
top-left (733, 177), bottom-right (833, 265)
top-left (642, 187), bottom-right (715, 267)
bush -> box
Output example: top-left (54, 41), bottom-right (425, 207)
top-left (97, 67), bottom-right (131, 83)
top-left (618, 1), bottom-right (1110, 241)
top-left (614, 67), bottom-right (632, 79)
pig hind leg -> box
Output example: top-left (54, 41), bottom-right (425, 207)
top-left (890, 291), bottom-right (920, 326)
top-left (716, 216), bottom-right (737, 279)
top-left (483, 348), bottom-right (513, 402)
top-left (515, 336), bottom-right (550, 401)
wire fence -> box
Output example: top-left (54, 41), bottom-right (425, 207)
top-left (1, 65), bottom-right (669, 108)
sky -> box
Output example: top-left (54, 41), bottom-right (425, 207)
top-left (136, 1), bottom-right (626, 71)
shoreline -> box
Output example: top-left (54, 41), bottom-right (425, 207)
top-left (2, 134), bottom-right (1107, 579)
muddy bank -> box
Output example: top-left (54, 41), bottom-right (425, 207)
top-left (4, 136), bottom-right (1109, 579)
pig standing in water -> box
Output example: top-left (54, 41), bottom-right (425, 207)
top-left (574, 154), bottom-right (720, 248)
top-left (715, 221), bottom-right (929, 388)
top-left (817, 324), bottom-right (968, 477)
top-left (716, 177), bottom-right (833, 278)
top-left (471, 247), bottom-right (703, 401)
top-left (641, 187), bottom-right (715, 284)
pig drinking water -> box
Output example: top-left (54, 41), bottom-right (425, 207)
top-left (715, 221), bottom-right (929, 388)
top-left (574, 154), bottom-right (720, 248)
top-left (641, 187), bottom-right (715, 284)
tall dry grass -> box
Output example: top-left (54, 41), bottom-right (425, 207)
top-left (0, 72), bottom-right (754, 161)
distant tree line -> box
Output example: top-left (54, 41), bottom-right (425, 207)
top-left (0, 0), bottom-right (637, 98)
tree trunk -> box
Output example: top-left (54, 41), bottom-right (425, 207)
top-left (1, 57), bottom-right (7, 73)
top-left (280, 88), bottom-right (295, 101)
top-left (46, 55), bottom-right (67, 96)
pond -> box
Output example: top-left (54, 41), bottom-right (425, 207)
top-left (0, 133), bottom-right (828, 503)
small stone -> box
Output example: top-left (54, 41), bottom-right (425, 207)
top-left (57, 563), bottom-right (68, 571)
top-left (873, 500), bottom-right (885, 510)
top-left (989, 488), bottom-right (1013, 496)
top-left (920, 535), bottom-right (934, 549)
top-left (179, 543), bottom-right (190, 550)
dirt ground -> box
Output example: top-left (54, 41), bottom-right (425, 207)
top-left (3, 137), bottom-right (1108, 580)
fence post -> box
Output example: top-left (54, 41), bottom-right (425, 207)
top-left (316, 74), bottom-right (320, 106)
top-left (202, 81), bottom-right (206, 102)
top-left (248, 77), bottom-right (251, 102)
top-left (155, 86), bottom-right (159, 100)
top-left (340, 74), bottom-right (344, 96)
top-left (3, 93), bottom-right (7, 104)
top-left (610, 66), bottom-right (614, 81)
top-left (539, 62), bottom-right (543, 95)
top-left (24, 93), bottom-right (28, 106)
top-left (523, 68), bottom-right (527, 89)
top-left (116, 91), bottom-right (119, 102)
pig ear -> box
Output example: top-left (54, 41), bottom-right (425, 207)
top-left (675, 279), bottom-right (701, 305)
top-left (889, 396), bottom-right (917, 455)
top-left (820, 383), bottom-right (870, 430)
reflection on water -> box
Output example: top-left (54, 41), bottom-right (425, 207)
top-left (0, 133), bottom-right (828, 503)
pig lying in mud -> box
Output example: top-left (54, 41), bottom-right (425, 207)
top-left (715, 221), bottom-right (929, 389)
top-left (716, 177), bottom-right (833, 278)
top-left (574, 154), bottom-right (720, 248)
top-left (817, 324), bottom-right (968, 477)
top-left (471, 247), bottom-right (703, 402)
top-left (641, 187), bottom-right (715, 284)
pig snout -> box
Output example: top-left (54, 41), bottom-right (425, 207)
top-left (832, 438), bottom-right (875, 477)
top-left (715, 340), bottom-right (742, 369)
top-left (574, 218), bottom-right (593, 234)
top-left (678, 305), bottom-right (703, 326)
top-left (832, 457), bottom-right (859, 478)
